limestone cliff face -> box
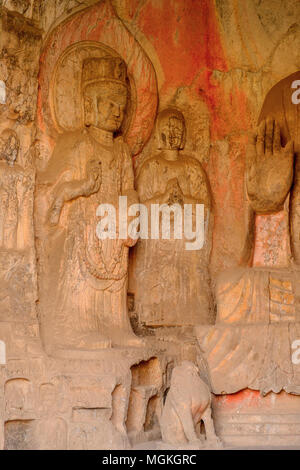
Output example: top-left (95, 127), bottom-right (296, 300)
top-left (0, 0), bottom-right (300, 451)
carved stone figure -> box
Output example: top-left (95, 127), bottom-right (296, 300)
top-left (3, 1), bottom-right (31, 16)
top-left (160, 361), bottom-right (220, 448)
top-left (35, 56), bottom-right (143, 357)
top-left (134, 108), bottom-right (213, 328)
top-left (197, 72), bottom-right (300, 396)
top-left (0, 129), bottom-right (36, 326)
top-left (0, 129), bottom-right (33, 250)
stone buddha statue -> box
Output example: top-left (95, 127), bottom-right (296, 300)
top-left (197, 72), bottom-right (300, 395)
top-left (133, 107), bottom-right (213, 329)
top-left (35, 56), bottom-right (142, 357)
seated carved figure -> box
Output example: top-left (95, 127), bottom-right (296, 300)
top-left (197, 73), bottom-right (300, 396)
top-left (134, 108), bottom-right (213, 328)
top-left (160, 361), bottom-right (220, 448)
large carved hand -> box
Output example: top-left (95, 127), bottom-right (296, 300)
top-left (246, 118), bottom-right (294, 213)
top-left (47, 159), bottom-right (102, 226)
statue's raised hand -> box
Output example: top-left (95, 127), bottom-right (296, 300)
top-left (246, 118), bottom-right (294, 213)
top-left (85, 158), bottom-right (102, 195)
top-left (47, 159), bottom-right (102, 226)
top-left (164, 178), bottom-right (184, 206)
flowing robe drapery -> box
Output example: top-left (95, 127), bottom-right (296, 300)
top-left (35, 129), bottom-right (137, 353)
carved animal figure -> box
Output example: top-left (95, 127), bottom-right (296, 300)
top-left (160, 361), bottom-right (221, 447)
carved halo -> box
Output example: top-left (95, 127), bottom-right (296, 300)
top-left (37, 0), bottom-right (158, 156)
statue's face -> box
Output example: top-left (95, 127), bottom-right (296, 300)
top-left (160, 115), bottom-right (184, 150)
top-left (84, 83), bottom-right (127, 132)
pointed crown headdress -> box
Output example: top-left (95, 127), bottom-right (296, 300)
top-left (82, 56), bottom-right (128, 89)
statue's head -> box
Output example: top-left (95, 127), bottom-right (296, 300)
top-left (82, 56), bottom-right (129, 133)
top-left (0, 129), bottom-right (19, 166)
top-left (157, 107), bottom-right (186, 150)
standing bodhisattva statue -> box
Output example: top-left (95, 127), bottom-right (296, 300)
top-left (35, 56), bottom-right (143, 357)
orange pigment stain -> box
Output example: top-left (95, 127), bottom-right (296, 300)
top-left (215, 389), bottom-right (261, 408)
top-left (138, 0), bottom-right (250, 141)
top-left (138, 0), bottom-right (227, 85)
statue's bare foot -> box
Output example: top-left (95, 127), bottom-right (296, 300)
top-left (111, 331), bottom-right (146, 348)
top-left (78, 332), bottom-right (111, 350)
